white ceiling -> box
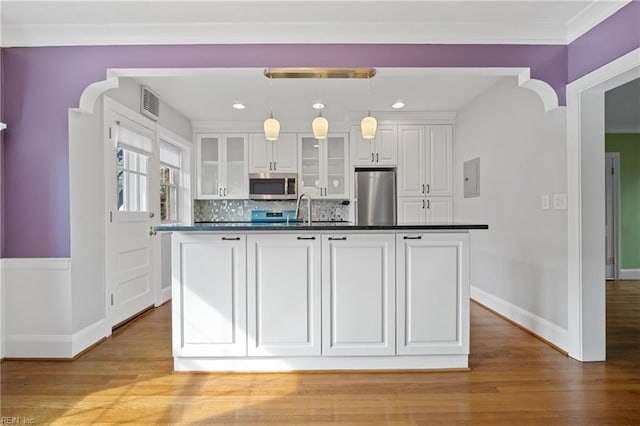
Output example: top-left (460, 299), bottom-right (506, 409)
top-left (606, 78), bottom-right (640, 133)
top-left (0, 1), bottom-right (630, 46)
top-left (131, 68), bottom-right (505, 125)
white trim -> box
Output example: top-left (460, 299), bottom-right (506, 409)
top-left (605, 126), bottom-right (640, 134)
top-left (0, 122), bottom-right (7, 131)
top-left (4, 334), bottom-right (72, 359)
top-left (605, 152), bottom-right (620, 281)
top-left (2, 258), bottom-right (71, 270)
top-left (620, 269), bottom-right (640, 280)
top-left (470, 286), bottom-right (569, 351)
top-left (174, 354), bottom-right (469, 372)
top-left (71, 319), bottom-right (108, 356)
top-left (566, 47), bottom-right (640, 361)
top-left (565, 0), bottom-right (631, 43)
top-left (0, 259), bottom-right (5, 359)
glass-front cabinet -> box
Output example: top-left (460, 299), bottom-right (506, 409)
top-left (298, 134), bottom-right (348, 199)
top-left (196, 133), bottom-right (248, 199)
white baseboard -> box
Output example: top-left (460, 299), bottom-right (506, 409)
top-left (471, 285), bottom-right (569, 351)
top-left (157, 286), bottom-right (171, 306)
top-left (619, 269), bottom-right (640, 280)
top-left (72, 319), bottom-right (108, 356)
top-left (4, 334), bottom-right (73, 358)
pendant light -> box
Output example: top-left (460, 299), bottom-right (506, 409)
top-left (361, 76), bottom-right (377, 140)
top-left (263, 73), bottom-right (280, 141)
top-left (312, 79), bottom-right (328, 139)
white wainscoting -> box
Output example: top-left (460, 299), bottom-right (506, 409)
top-left (2, 258), bottom-right (108, 358)
top-left (619, 269), bottom-right (640, 280)
top-left (471, 285), bottom-right (569, 351)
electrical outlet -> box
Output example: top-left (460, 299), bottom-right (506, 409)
top-left (541, 195), bottom-right (550, 210)
top-left (553, 193), bottom-right (568, 210)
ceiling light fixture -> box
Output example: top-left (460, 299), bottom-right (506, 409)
top-left (312, 111), bottom-right (328, 140)
top-left (232, 102), bottom-right (246, 110)
top-left (391, 101), bottom-right (405, 109)
top-left (312, 102), bottom-right (326, 110)
top-left (265, 67), bottom-right (376, 79)
top-left (263, 74), bottom-right (280, 141)
top-left (361, 76), bottom-right (377, 140)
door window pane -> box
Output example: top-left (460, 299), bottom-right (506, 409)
top-left (117, 147), bottom-right (150, 212)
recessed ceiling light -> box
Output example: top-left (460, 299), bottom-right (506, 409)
top-left (312, 102), bottom-right (326, 110)
top-left (391, 101), bottom-right (405, 109)
top-left (232, 102), bottom-right (246, 110)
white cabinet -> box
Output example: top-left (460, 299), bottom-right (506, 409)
top-left (397, 125), bottom-right (453, 223)
top-left (247, 234), bottom-right (321, 356)
top-left (171, 233), bottom-right (246, 357)
top-left (298, 134), bottom-right (349, 199)
top-left (396, 233), bottom-right (469, 355)
top-left (321, 234), bottom-right (395, 356)
top-left (398, 125), bottom-right (453, 197)
top-left (350, 125), bottom-right (398, 166)
top-left (196, 133), bottom-right (248, 199)
top-left (248, 133), bottom-right (297, 173)
top-left (398, 197), bottom-right (453, 224)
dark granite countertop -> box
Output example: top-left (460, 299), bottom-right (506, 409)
top-left (156, 221), bottom-right (488, 232)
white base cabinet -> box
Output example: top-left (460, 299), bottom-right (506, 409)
top-left (398, 197), bottom-right (453, 224)
top-left (321, 234), bottom-right (395, 356)
top-left (247, 234), bottom-right (321, 356)
top-left (396, 233), bottom-right (469, 355)
top-left (171, 233), bottom-right (247, 357)
top-left (170, 230), bottom-right (472, 372)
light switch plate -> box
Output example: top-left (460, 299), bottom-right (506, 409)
top-left (541, 194), bottom-right (550, 210)
top-left (553, 193), bottom-right (568, 210)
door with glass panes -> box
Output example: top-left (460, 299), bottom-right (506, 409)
top-left (298, 134), bottom-right (348, 199)
top-left (197, 134), bottom-right (247, 199)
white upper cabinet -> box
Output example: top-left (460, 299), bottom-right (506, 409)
top-left (350, 125), bottom-right (398, 166)
top-left (298, 134), bottom-right (349, 199)
top-left (248, 133), bottom-right (297, 173)
top-left (196, 133), bottom-right (248, 199)
top-left (398, 125), bottom-right (453, 197)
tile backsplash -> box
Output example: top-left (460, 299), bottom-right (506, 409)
top-left (194, 199), bottom-right (351, 222)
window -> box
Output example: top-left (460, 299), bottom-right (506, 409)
top-left (159, 141), bottom-right (182, 223)
top-left (117, 147), bottom-right (149, 212)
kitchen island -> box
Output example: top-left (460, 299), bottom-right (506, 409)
top-left (157, 223), bottom-right (488, 372)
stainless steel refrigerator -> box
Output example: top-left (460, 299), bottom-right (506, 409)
top-left (355, 168), bottom-right (397, 225)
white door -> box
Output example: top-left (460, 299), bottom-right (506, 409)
top-left (374, 125), bottom-right (398, 166)
top-left (298, 135), bottom-right (323, 197)
top-left (172, 233), bottom-right (247, 357)
top-left (350, 126), bottom-right (375, 165)
top-left (324, 135), bottom-right (349, 198)
top-left (322, 234), bottom-right (395, 356)
top-left (247, 234), bottom-right (321, 356)
top-left (426, 125), bottom-right (454, 197)
top-left (272, 133), bottom-right (298, 173)
top-left (248, 133), bottom-right (273, 173)
top-left (398, 196), bottom-right (426, 224)
top-left (106, 117), bottom-right (158, 329)
top-left (605, 153), bottom-right (619, 280)
top-left (426, 197), bottom-right (453, 223)
top-left (222, 134), bottom-right (248, 198)
top-left (397, 125), bottom-right (425, 196)
top-left (397, 233), bottom-right (469, 355)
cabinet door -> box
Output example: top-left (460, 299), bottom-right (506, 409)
top-left (248, 133), bottom-right (273, 173)
top-left (247, 234), bottom-right (321, 356)
top-left (397, 196), bottom-right (426, 224)
top-left (298, 135), bottom-right (323, 197)
top-left (223, 134), bottom-right (248, 198)
top-left (425, 197), bottom-right (453, 223)
top-left (322, 234), bottom-right (395, 356)
top-left (426, 125), bottom-right (453, 196)
top-left (172, 234), bottom-right (246, 357)
top-left (396, 233), bottom-right (469, 355)
top-left (324, 135), bottom-right (349, 199)
top-left (272, 133), bottom-right (298, 173)
top-left (350, 126), bottom-right (375, 166)
top-left (197, 134), bottom-right (221, 198)
top-left (374, 125), bottom-right (398, 166)
top-left (397, 125), bottom-right (425, 197)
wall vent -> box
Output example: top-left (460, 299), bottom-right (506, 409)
top-left (140, 85), bottom-right (160, 121)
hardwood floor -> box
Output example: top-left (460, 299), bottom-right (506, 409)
top-left (2, 281), bottom-right (639, 425)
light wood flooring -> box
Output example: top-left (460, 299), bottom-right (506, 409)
top-left (1, 281), bottom-right (639, 425)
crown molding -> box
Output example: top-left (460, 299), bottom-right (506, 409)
top-left (566, 0), bottom-right (630, 43)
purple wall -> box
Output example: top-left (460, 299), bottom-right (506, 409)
top-left (1, 43), bottom-right (569, 257)
top-left (568, 1), bottom-right (640, 82)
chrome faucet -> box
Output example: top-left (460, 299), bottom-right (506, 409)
top-left (295, 193), bottom-right (312, 225)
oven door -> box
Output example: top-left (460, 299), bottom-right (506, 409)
top-left (249, 174), bottom-right (297, 200)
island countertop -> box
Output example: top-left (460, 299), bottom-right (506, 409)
top-left (156, 222), bottom-right (489, 232)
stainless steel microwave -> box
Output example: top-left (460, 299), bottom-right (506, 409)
top-left (249, 173), bottom-right (298, 200)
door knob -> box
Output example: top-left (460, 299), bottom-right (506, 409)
top-left (149, 227), bottom-right (157, 236)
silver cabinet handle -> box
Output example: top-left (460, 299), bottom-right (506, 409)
top-left (371, 153), bottom-right (374, 163)
top-left (273, 161), bottom-right (276, 170)
top-left (426, 184), bottom-right (430, 194)
top-left (376, 153), bottom-right (379, 163)
top-left (297, 236), bottom-right (316, 240)
top-left (426, 199), bottom-right (430, 209)
top-left (224, 187), bottom-right (227, 196)
top-left (328, 236), bottom-right (347, 241)
top-left (218, 187), bottom-right (222, 196)
top-left (422, 199), bottom-right (425, 209)
top-left (269, 162), bottom-right (273, 171)
top-left (421, 184), bottom-right (425, 194)
top-left (403, 236), bottom-right (422, 240)
top-left (222, 237), bottom-right (240, 241)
